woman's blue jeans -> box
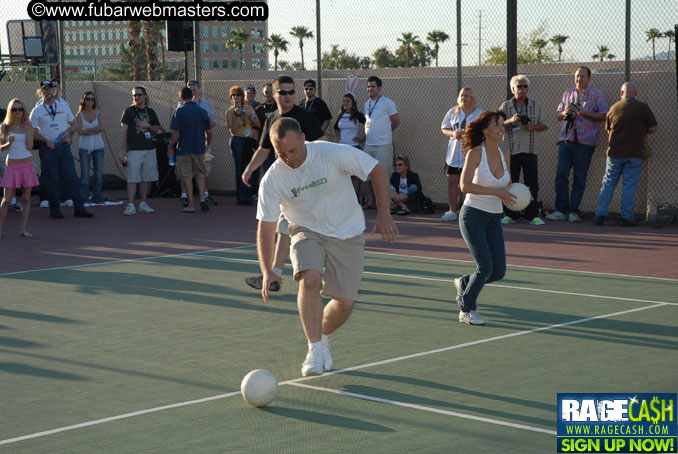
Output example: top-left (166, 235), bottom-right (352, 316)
top-left (79, 148), bottom-right (105, 203)
top-left (457, 205), bottom-right (506, 312)
top-left (229, 136), bottom-right (254, 204)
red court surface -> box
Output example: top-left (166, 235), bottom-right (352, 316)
top-left (1, 194), bottom-right (676, 280)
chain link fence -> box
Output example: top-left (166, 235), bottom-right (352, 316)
top-left (1, 1), bottom-right (676, 220)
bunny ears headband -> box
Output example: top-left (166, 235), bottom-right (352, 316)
top-left (345, 76), bottom-right (359, 96)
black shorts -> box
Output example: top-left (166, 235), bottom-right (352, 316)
top-left (446, 165), bottom-right (463, 175)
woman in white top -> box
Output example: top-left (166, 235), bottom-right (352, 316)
top-left (333, 93), bottom-right (366, 197)
top-left (0, 99), bottom-right (39, 238)
top-left (440, 87), bottom-right (483, 222)
top-left (76, 91), bottom-right (106, 204)
top-left (455, 110), bottom-right (516, 326)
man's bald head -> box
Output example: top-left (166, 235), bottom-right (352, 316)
top-left (621, 82), bottom-right (638, 99)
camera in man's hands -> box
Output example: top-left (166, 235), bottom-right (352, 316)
top-left (564, 102), bottom-right (581, 128)
top-left (518, 114), bottom-right (530, 126)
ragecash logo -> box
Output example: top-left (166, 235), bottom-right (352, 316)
top-left (557, 393), bottom-right (677, 453)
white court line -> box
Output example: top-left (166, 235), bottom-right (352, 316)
top-left (366, 250), bottom-right (678, 282)
top-left (0, 302), bottom-right (665, 446)
top-left (288, 382), bottom-right (556, 435)
top-left (191, 254), bottom-right (678, 306)
top-left (0, 245), bottom-right (253, 277)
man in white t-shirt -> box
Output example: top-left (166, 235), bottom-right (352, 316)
top-left (363, 76), bottom-right (400, 209)
top-left (257, 118), bottom-right (398, 377)
top-left (30, 80), bottom-right (94, 219)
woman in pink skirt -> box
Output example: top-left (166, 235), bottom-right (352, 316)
top-left (0, 99), bottom-right (39, 238)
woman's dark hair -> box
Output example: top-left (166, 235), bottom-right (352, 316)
top-left (333, 93), bottom-right (362, 130)
top-left (395, 156), bottom-right (410, 169)
top-left (78, 91), bottom-right (97, 113)
top-left (462, 110), bottom-right (506, 150)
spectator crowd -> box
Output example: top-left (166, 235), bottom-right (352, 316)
top-left (0, 67), bottom-right (658, 239)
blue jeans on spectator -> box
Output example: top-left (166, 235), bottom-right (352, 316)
top-left (457, 205), bottom-right (506, 312)
top-left (230, 136), bottom-right (254, 204)
top-left (79, 148), bottom-right (105, 203)
top-left (555, 142), bottom-right (595, 214)
top-left (595, 157), bottom-right (642, 221)
top-left (39, 143), bottom-right (86, 212)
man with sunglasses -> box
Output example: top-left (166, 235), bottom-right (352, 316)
top-left (29, 80), bottom-right (94, 219)
top-left (242, 75), bottom-right (326, 293)
top-left (499, 75), bottom-right (548, 226)
top-left (299, 79), bottom-right (332, 134)
top-left (120, 86), bottom-right (164, 216)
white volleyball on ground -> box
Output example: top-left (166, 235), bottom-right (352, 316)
top-left (241, 369), bottom-right (278, 407)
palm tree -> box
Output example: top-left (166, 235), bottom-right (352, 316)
top-left (127, 21), bottom-right (143, 81)
top-left (290, 26), bottom-right (314, 70)
top-left (264, 34), bottom-right (290, 72)
top-left (277, 60), bottom-right (291, 71)
top-left (646, 28), bottom-right (662, 60)
top-left (592, 45), bottom-right (611, 62)
top-left (397, 33), bottom-right (421, 67)
top-left (142, 21), bottom-right (161, 80)
top-left (550, 34), bottom-right (569, 63)
top-left (606, 54), bottom-right (616, 60)
top-left (426, 30), bottom-right (450, 67)
top-left (665, 30), bottom-right (675, 59)
top-left (227, 29), bottom-right (251, 69)
top-left (533, 38), bottom-right (548, 63)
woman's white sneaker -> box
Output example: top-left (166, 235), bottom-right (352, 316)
top-left (441, 210), bottom-right (458, 221)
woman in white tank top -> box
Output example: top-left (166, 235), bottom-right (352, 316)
top-left (0, 98), bottom-right (39, 238)
top-left (454, 111), bottom-right (517, 326)
top-left (76, 91), bottom-right (106, 204)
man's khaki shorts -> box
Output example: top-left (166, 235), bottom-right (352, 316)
top-left (175, 154), bottom-right (206, 181)
top-left (288, 223), bottom-right (365, 302)
top-left (364, 143), bottom-right (394, 177)
top-left (127, 149), bottom-right (158, 183)
top-left (276, 212), bottom-right (289, 235)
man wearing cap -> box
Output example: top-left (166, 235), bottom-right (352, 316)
top-left (29, 80), bottom-right (94, 219)
top-left (177, 80), bottom-right (218, 207)
top-left (244, 85), bottom-right (261, 109)
top-left (300, 79), bottom-right (332, 134)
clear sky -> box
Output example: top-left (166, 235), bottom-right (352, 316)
top-left (2, 0), bottom-right (676, 68)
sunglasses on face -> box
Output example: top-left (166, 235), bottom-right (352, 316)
top-left (395, 163), bottom-right (405, 167)
top-left (85, 97), bottom-right (95, 101)
top-left (11, 107), bottom-right (24, 112)
top-left (304, 87), bottom-right (315, 90)
top-left (276, 89), bottom-right (296, 96)
top-left (264, 91), bottom-right (273, 95)
top-left (133, 93), bottom-right (144, 98)
top-left (516, 85), bottom-right (528, 89)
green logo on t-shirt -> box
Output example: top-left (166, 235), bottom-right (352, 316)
top-left (290, 178), bottom-right (327, 197)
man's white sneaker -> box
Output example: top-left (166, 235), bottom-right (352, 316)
top-left (568, 212), bottom-right (581, 223)
top-left (123, 203), bottom-right (136, 216)
top-left (545, 210), bottom-right (567, 221)
top-left (138, 202), bottom-right (155, 213)
top-left (459, 310), bottom-right (486, 325)
top-left (60, 199), bottom-right (74, 207)
top-left (301, 349), bottom-right (325, 377)
top-left (441, 210), bottom-right (458, 221)
top-left (501, 216), bottom-right (515, 224)
top-left (529, 217), bottom-right (546, 226)
top-left (39, 200), bottom-right (49, 208)
top-left (322, 336), bottom-right (333, 371)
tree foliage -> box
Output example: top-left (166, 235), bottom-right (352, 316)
top-left (322, 45), bottom-right (362, 70)
top-left (484, 23), bottom-right (556, 65)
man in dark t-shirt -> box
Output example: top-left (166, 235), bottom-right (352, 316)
top-left (120, 86), bottom-right (164, 216)
top-left (593, 82), bottom-right (658, 227)
top-left (300, 79), bottom-right (332, 133)
top-left (242, 75), bottom-right (326, 293)
top-left (169, 87), bottom-right (212, 213)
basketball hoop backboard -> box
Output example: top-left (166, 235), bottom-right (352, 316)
top-left (6, 20), bottom-right (58, 66)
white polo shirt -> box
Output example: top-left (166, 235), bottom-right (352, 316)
top-left (364, 96), bottom-right (397, 146)
top-left (29, 100), bottom-right (75, 142)
top-left (257, 141), bottom-right (378, 239)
